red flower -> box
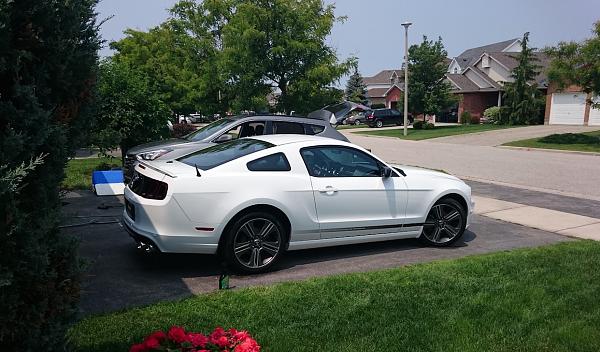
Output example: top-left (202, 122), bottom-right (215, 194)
top-left (143, 336), bottom-right (161, 350)
top-left (168, 326), bottom-right (189, 344)
top-left (130, 343), bottom-right (146, 352)
top-left (188, 333), bottom-right (208, 348)
top-left (234, 338), bottom-right (260, 352)
top-left (148, 330), bottom-right (167, 341)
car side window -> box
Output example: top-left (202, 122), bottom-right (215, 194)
top-left (300, 146), bottom-right (382, 177)
top-left (247, 153), bottom-right (291, 172)
top-left (273, 121), bottom-right (305, 134)
top-left (304, 124), bottom-right (325, 135)
top-left (220, 121), bottom-right (266, 140)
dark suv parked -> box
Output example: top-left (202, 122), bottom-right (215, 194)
top-left (124, 115), bottom-right (349, 182)
top-left (365, 109), bottom-right (413, 128)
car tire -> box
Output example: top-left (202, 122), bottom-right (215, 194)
top-left (375, 120), bottom-right (383, 128)
top-left (223, 211), bottom-right (286, 274)
top-left (354, 120), bottom-right (361, 126)
top-left (419, 197), bottom-right (466, 247)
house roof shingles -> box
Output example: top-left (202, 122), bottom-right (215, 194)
top-left (454, 38), bottom-right (519, 69)
top-left (363, 69), bottom-right (403, 85)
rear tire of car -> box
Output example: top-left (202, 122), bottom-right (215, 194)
top-left (419, 197), bottom-right (466, 247)
top-left (223, 211), bottom-right (286, 274)
top-left (354, 120), bottom-right (361, 126)
top-left (375, 120), bottom-right (383, 128)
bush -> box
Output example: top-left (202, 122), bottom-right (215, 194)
top-left (130, 326), bottom-right (260, 352)
top-left (172, 123), bottom-right (198, 138)
top-left (413, 120), bottom-right (424, 129)
top-left (0, 1), bottom-right (100, 350)
top-left (423, 122), bottom-right (435, 130)
top-left (460, 111), bottom-right (472, 124)
top-left (483, 106), bottom-right (501, 123)
top-left (539, 133), bottom-right (600, 145)
top-left (370, 103), bottom-right (386, 109)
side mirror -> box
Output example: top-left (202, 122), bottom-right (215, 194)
top-left (381, 166), bottom-right (393, 178)
top-left (214, 134), bottom-right (233, 143)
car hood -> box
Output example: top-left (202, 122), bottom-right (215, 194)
top-left (127, 138), bottom-right (191, 155)
top-left (390, 164), bottom-right (462, 182)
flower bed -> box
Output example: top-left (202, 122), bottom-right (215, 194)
top-left (130, 326), bottom-right (260, 352)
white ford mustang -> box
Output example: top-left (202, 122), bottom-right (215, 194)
top-left (122, 134), bottom-right (473, 273)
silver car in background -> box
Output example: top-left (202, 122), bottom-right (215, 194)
top-left (123, 114), bottom-right (349, 182)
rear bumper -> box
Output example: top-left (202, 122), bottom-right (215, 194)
top-left (122, 188), bottom-right (220, 255)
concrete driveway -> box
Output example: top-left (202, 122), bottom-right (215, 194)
top-left (427, 125), bottom-right (597, 146)
top-left (345, 128), bottom-right (600, 200)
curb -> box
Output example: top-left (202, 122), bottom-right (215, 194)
top-left (497, 145), bottom-right (600, 156)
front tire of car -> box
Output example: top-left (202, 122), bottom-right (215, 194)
top-left (223, 212), bottom-right (286, 274)
top-left (419, 197), bottom-right (466, 247)
top-left (375, 120), bottom-right (383, 128)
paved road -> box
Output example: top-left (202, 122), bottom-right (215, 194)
top-left (62, 191), bottom-right (569, 316)
top-left (427, 125), bottom-right (596, 146)
top-left (345, 130), bottom-right (600, 200)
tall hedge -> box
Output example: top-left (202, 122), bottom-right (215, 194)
top-left (0, 0), bottom-right (100, 350)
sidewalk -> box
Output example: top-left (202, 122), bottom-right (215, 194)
top-left (474, 195), bottom-right (600, 241)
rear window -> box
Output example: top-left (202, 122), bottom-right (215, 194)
top-left (178, 139), bottom-right (273, 170)
top-left (273, 121), bottom-right (305, 134)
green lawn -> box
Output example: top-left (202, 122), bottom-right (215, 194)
top-left (359, 124), bottom-right (514, 140)
top-left (62, 157), bottom-right (121, 190)
top-left (504, 130), bottom-right (600, 153)
top-left (69, 241), bottom-right (600, 352)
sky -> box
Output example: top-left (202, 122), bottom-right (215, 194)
top-left (97, 0), bottom-right (600, 79)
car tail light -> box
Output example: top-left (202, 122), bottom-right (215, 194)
top-left (129, 172), bottom-right (168, 200)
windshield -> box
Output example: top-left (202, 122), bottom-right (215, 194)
top-left (177, 138), bottom-right (273, 170)
top-left (185, 118), bottom-right (235, 141)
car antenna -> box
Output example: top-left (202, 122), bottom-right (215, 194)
top-left (194, 164), bottom-right (201, 177)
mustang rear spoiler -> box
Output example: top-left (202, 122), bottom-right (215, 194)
top-left (138, 161), bottom-right (178, 178)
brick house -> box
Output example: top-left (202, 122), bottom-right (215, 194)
top-left (445, 38), bottom-right (551, 122)
top-left (362, 69), bottom-right (404, 108)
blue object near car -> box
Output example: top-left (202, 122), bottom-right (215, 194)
top-left (92, 170), bottom-right (125, 196)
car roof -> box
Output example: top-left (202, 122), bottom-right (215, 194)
top-left (229, 114), bottom-right (327, 123)
top-left (249, 134), bottom-right (343, 146)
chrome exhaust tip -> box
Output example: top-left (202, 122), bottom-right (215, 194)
top-left (136, 241), bottom-right (157, 255)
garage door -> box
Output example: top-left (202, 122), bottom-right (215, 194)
top-left (549, 92), bottom-right (586, 125)
top-left (589, 96), bottom-right (600, 126)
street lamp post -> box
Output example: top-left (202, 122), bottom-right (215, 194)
top-left (401, 22), bottom-right (412, 136)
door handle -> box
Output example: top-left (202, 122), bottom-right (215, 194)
top-left (319, 186), bottom-right (338, 195)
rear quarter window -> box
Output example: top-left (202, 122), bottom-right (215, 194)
top-left (304, 124), bottom-right (325, 135)
top-left (247, 153), bottom-right (291, 171)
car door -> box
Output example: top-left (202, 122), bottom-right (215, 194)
top-left (300, 145), bottom-right (408, 239)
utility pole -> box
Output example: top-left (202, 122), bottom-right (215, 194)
top-left (401, 22), bottom-right (412, 136)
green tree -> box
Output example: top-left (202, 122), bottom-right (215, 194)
top-left (220, 0), bottom-right (353, 113)
top-left (93, 60), bottom-right (171, 158)
top-left (408, 36), bottom-right (455, 116)
top-left (110, 25), bottom-right (209, 116)
top-left (0, 0), bottom-right (100, 349)
top-left (345, 68), bottom-right (368, 104)
top-left (546, 21), bottom-right (600, 108)
top-left (502, 32), bottom-right (544, 125)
